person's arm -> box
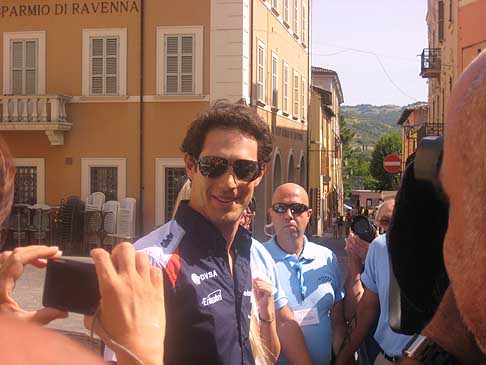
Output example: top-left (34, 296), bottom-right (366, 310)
top-left (331, 300), bottom-right (347, 357)
top-left (253, 278), bottom-right (280, 362)
top-left (335, 288), bottom-right (379, 365)
top-left (0, 245), bottom-right (68, 324)
top-left (276, 305), bottom-right (313, 365)
top-left (86, 243), bottom-right (165, 365)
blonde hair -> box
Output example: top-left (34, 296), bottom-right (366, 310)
top-left (172, 179), bottom-right (191, 219)
top-left (249, 309), bottom-right (274, 365)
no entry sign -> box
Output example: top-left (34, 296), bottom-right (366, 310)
top-left (383, 154), bottom-right (401, 174)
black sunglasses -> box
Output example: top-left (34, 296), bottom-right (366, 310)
top-left (196, 156), bottom-right (263, 182)
top-left (272, 203), bottom-right (309, 215)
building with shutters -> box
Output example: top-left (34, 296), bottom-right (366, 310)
top-left (0, 0), bottom-right (309, 242)
top-left (421, 0), bottom-right (486, 143)
top-left (308, 67), bottom-right (344, 236)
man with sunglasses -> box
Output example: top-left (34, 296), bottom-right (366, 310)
top-left (263, 183), bottom-right (347, 365)
top-left (105, 101), bottom-right (310, 365)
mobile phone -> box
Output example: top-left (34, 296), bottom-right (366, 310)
top-left (42, 258), bottom-right (100, 315)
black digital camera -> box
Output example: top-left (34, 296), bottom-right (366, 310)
top-left (350, 215), bottom-right (377, 243)
top-left (42, 258), bottom-right (100, 315)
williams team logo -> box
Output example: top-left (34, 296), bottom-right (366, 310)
top-left (191, 269), bottom-right (218, 285)
top-left (201, 289), bottom-right (223, 306)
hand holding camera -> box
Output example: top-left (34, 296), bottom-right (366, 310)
top-left (0, 245), bottom-right (68, 324)
top-left (85, 243), bottom-right (165, 365)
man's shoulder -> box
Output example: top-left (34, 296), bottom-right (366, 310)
top-left (306, 239), bottom-right (335, 258)
top-left (134, 220), bottom-right (186, 268)
top-left (369, 234), bottom-right (387, 252)
top-left (250, 237), bottom-right (275, 262)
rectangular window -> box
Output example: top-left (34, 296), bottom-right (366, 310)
top-left (284, 0), bottom-right (289, 23)
top-left (293, 0), bottom-right (299, 35)
top-left (272, 0), bottom-right (278, 9)
top-left (293, 71), bottom-right (299, 116)
top-left (165, 35), bottom-right (195, 94)
top-left (10, 40), bottom-right (38, 95)
top-left (283, 62), bottom-right (289, 113)
top-left (438, 0), bottom-right (444, 43)
top-left (449, 0), bottom-right (453, 22)
top-left (90, 167), bottom-right (118, 201)
top-left (165, 167), bottom-right (187, 222)
top-left (257, 41), bottom-right (265, 102)
top-left (301, 77), bottom-right (305, 119)
top-left (272, 53), bottom-right (278, 108)
top-left (14, 166), bottom-right (37, 205)
top-left (90, 37), bottom-right (119, 95)
top-left (302, 1), bottom-right (307, 44)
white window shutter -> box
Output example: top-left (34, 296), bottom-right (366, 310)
top-left (91, 38), bottom-right (104, 94)
top-left (11, 41), bottom-right (24, 94)
top-left (181, 36), bottom-right (193, 93)
top-left (105, 38), bottom-right (118, 94)
top-left (166, 36), bottom-right (179, 93)
top-left (165, 35), bottom-right (195, 94)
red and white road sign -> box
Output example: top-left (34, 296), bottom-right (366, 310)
top-left (383, 154), bottom-right (401, 174)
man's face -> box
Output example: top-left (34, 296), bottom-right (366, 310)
top-left (377, 201), bottom-right (394, 232)
top-left (185, 128), bottom-right (264, 231)
top-left (271, 184), bottom-right (312, 242)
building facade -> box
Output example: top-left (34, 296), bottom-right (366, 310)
top-left (422, 0), bottom-right (485, 140)
top-left (0, 0), bottom-right (309, 242)
top-left (397, 104), bottom-right (429, 172)
top-left (308, 67), bottom-right (344, 236)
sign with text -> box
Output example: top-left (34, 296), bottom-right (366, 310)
top-left (0, 1), bottom-right (139, 17)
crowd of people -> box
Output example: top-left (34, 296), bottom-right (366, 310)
top-left (1, 50), bottom-right (486, 365)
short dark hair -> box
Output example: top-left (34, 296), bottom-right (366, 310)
top-left (181, 100), bottom-right (273, 163)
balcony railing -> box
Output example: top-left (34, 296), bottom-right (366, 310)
top-left (420, 48), bottom-right (441, 78)
top-left (0, 95), bottom-right (71, 145)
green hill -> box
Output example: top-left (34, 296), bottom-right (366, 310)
top-left (341, 103), bottom-right (424, 147)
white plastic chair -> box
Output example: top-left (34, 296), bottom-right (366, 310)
top-left (86, 192), bottom-right (105, 211)
top-left (106, 198), bottom-right (136, 246)
top-left (102, 201), bottom-right (119, 234)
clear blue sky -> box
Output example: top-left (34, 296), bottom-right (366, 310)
top-left (311, 0), bottom-right (428, 106)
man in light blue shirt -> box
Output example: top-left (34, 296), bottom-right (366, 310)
top-left (336, 234), bottom-right (413, 365)
top-left (264, 183), bottom-right (346, 365)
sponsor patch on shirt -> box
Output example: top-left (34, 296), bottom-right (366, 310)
top-left (191, 269), bottom-right (218, 285)
top-left (243, 290), bottom-right (252, 297)
top-left (318, 274), bottom-right (333, 283)
top-left (202, 289), bottom-right (223, 306)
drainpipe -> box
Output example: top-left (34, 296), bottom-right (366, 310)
top-left (139, 0), bottom-right (145, 235)
top-left (306, 0), bottom-right (311, 193)
top-left (249, 0), bottom-right (254, 105)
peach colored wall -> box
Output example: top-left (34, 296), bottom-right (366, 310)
top-left (459, 0), bottom-right (486, 71)
top-left (0, 0), bottom-right (211, 233)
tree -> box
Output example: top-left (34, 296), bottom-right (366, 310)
top-left (340, 116), bottom-right (378, 198)
top-left (369, 132), bottom-right (402, 190)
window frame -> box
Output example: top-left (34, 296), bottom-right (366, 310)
top-left (257, 39), bottom-right (266, 103)
top-left (82, 28), bottom-right (127, 97)
top-left (3, 31), bottom-right (46, 95)
top-left (271, 51), bottom-right (278, 108)
top-left (155, 158), bottom-right (185, 226)
top-left (293, 69), bottom-right (299, 117)
top-left (302, 0), bottom-right (307, 44)
top-left (283, 0), bottom-right (290, 23)
top-left (81, 158), bottom-right (126, 201)
top-left (301, 76), bottom-right (306, 120)
top-left (293, 0), bottom-right (299, 36)
top-left (13, 158), bottom-right (45, 204)
top-left (283, 61), bottom-right (289, 113)
top-left (156, 26), bottom-right (204, 97)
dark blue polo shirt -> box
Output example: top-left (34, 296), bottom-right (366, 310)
top-left (133, 202), bottom-right (254, 365)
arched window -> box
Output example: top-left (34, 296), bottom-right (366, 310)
top-left (273, 154), bottom-right (282, 191)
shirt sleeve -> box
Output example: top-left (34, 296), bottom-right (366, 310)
top-left (361, 239), bottom-right (378, 293)
top-left (331, 252), bottom-right (345, 303)
top-left (251, 241), bottom-right (288, 310)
